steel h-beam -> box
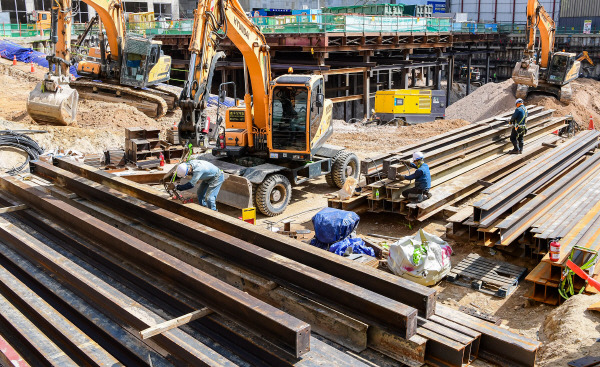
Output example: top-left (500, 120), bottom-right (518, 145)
top-left (486, 54), bottom-right (490, 84)
top-left (48, 159), bottom-right (436, 319)
top-left (447, 56), bottom-right (454, 107)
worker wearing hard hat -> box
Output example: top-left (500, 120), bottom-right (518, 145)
top-left (509, 98), bottom-right (528, 154)
top-left (399, 151), bottom-right (432, 203)
top-left (175, 159), bottom-right (224, 211)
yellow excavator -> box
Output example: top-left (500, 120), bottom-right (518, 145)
top-left (512, 0), bottom-right (580, 103)
top-left (175, 0), bottom-right (359, 216)
top-left (512, 0), bottom-right (581, 103)
top-left (27, 0), bottom-right (174, 125)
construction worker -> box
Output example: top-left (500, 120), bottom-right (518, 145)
top-left (399, 151), bottom-right (432, 203)
top-left (509, 98), bottom-right (528, 154)
top-left (175, 159), bottom-right (224, 211)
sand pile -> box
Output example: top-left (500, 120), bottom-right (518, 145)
top-left (537, 293), bottom-right (600, 366)
top-left (446, 77), bottom-right (600, 128)
top-left (330, 118), bottom-right (471, 158)
top-left (446, 80), bottom-right (516, 122)
top-left (528, 78), bottom-right (600, 128)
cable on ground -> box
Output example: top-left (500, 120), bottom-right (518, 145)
top-left (0, 130), bottom-right (44, 175)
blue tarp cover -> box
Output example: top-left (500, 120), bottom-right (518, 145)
top-left (0, 40), bottom-right (80, 77)
top-left (309, 208), bottom-right (374, 257)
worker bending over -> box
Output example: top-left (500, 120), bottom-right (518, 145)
top-left (509, 98), bottom-right (528, 154)
top-left (399, 151), bottom-right (432, 203)
top-left (175, 159), bottom-right (224, 211)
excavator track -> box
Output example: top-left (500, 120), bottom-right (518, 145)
top-left (70, 79), bottom-right (169, 118)
top-left (149, 84), bottom-right (183, 110)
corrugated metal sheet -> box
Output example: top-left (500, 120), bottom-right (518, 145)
top-left (560, 0), bottom-right (600, 18)
top-left (559, 16), bottom-right (600, 30)
top-left (449, 0), bottom-right (561, 23)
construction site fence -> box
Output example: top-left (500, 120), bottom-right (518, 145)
top-left (1, 16), bottom-right (600, 39)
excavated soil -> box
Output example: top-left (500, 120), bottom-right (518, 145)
top-left (3, 56), bottom-right (600, 366)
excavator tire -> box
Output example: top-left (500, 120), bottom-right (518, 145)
top-left (325, 151), bottom-right (343, 188)
top-left (331, 151), bottom-right (360, 189)
top-left (255, 174), bottom-right (292, 216)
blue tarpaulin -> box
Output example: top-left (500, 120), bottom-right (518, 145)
top-left (309, 208), bottom-right (374, 257)
top-left (0, 40), bottom-right (80, 77)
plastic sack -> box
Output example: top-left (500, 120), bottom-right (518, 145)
top-left (311, 207), bottom-right (359, 244)
top-left (329, 236), bottom-right (375, 257)
top-left (337, 176), bottom-right (358, 200)
top-left (387, 229), bottom-right (452, 286)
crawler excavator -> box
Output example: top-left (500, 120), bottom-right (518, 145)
top-left (173, 0), bottom-right (359, 216)
top-left (27, 0), bottom-right (174, 125)
top-left (512, 0), bottom-right (580, 103)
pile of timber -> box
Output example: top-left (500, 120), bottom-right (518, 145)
top-left (448, 130), bottom-right (600, 305)
top-left (330, 105), bottom-right (572, 222)
top-left (0, 157), bottom-right (541, 367)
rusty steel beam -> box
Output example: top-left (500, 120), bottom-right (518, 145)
top-left (435, 305), bottom-right (540, 367)
top-left (474, 131), bottom-right (600, 227)
top-left (497, 151), bottom-right (600, 246)
top-left (30, 161), bottom-right (420, 337)
top-left (0, 175), bottom-right (312, 358)
top-left (50, 158), bottom-right (436, 319)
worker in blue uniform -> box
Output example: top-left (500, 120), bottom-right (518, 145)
top-left (399, 151), bottom-right (432, 203)
top-left (509, 98), bottom-right (528, 154)
top-left (175, 159), bottom-right (224, 211)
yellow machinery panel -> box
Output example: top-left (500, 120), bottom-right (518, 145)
top-left (77, 61), bottom-right (101, 76)
top-left (225, 129), bottom-right (248, 147)
top-left (374, 89), bottom-right (433, 115)
top-left (147, 55), bottom-right (172, 84)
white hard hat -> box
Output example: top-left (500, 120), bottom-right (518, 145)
top-left (413, 151), bottom-right (425, 161)
top-left (176, 163), bottom-right (190, 178)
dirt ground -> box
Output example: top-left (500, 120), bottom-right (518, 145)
top-left (2, 56), bottom-right (600, 366)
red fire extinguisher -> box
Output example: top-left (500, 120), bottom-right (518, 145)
top-left (159, 152), bottom-right (165, 167)
top-left (549, 240), bottom-right (561, 262)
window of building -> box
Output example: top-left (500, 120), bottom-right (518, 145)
top-left (153, 3), bottom-right (171, 19)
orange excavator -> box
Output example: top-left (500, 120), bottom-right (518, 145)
top-left (512, 0), bottom-right (580, 103)
top-left (26, 0), bottom-right (173, 125)
top-left (173, 0), bottom-right (359, 216)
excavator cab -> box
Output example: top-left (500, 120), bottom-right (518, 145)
top-left (120, 36), bottom-right (171, 88)
top-left (269, 75), bottom-right (331, 160)
top-left (547, 52), bottom-right (580, 85)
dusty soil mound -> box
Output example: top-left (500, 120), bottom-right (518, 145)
top-left (538, 293), bottom-right (600, 366)
top-left (329, 118), bottom-right (471, 158)
top-left (528, 78), bottom-right (600, 128)
top-left (446, 79), bottom-right (516, 122)
top-left (446, 77), bottom-right (600, 127)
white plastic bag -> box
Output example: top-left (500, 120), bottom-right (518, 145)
top-left (387, 229), bottom-right (452, 286)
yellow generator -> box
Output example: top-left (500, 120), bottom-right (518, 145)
top-left (373, 89), bottom-right (446, 125)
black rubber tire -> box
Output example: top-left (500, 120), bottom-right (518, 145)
top-left (332, 151), bottom-right (360, 189)
top-left (325, 151), bottom-right (343, 188)
top-left (255, 174), bottom-right (292, 216)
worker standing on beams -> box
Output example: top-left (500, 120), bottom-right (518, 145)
top-left (399, 152), bottom-right (432, 203)
top-left (175, 159), bottom-right (224, 211)
top-left (509, 98), bottom-right (528, 154)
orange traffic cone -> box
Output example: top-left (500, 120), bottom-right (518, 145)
top-left (30, 62), bottom-right (34, 73)
top-left (12, 55), bottom-right (16, 66)
top-left (590, 116), bottom-right (595, 130)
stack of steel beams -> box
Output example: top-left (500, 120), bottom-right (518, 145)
top-left (0, 158), bottom-right (543, 366)
top-left (335, 106), bottom-right (570, 222)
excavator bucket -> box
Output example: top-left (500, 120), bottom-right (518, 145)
top-left (216, 174), bottom-right (253, 209)
top-left (512, 61), bottom-right (540, 87)
top-left (27, 82), bottom-right (79, 125)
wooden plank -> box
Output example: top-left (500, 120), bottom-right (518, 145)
top-left (140, 307), bottom-right (214, 339)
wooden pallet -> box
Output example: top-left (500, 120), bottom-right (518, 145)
top-left (447, 254), bottom-right (527, 298)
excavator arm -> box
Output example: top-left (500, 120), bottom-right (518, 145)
top-left (178, 0), bottom-right (271, 147)
top-left (577, 51), bottom-right (594, 66)
top-left (525, 0), bottom-right (555, 68)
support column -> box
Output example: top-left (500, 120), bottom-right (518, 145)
top-left (466, 53), bottom-right (472, 95)
top-left (485, 53), bottom-right (491, 84)
top-left (401, 68), bottom-right (409, 89)
top-left (388, 69), bottom-right (393, 89)
top-left (425, 67), bottom-right (430, 86)
top-left (353, 73), bottom-right (358, 118)
top-left (345, 73), bottom-right (350, 121)
top-left (411, 69), bottom-right (417, 87)
top-left (447, 55), bottom-right (454, 106)
top-left (363, 53), bottom-right (371, 118)
top-left (434, 64), bottom-right (441, 90)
